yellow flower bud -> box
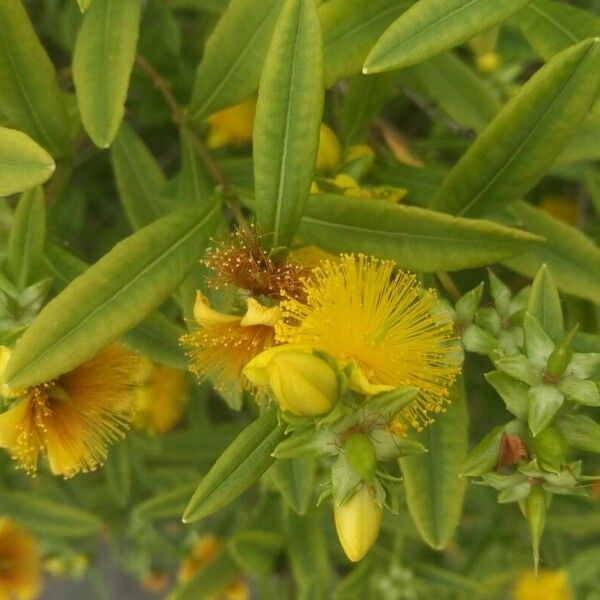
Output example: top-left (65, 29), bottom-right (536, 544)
top-left (244, 346), bottom-right (338, 416)
top-left (316, 124), bottom-right (342, 172)
top-left (334, 484), bottom-right (383, 562)
top-left (476, 52), bottom-right (501, 73)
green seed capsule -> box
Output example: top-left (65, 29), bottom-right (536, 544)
top-left (532, 425), bottom-right (568, 471)
top-left (345, 433), bottom-right (377, 482)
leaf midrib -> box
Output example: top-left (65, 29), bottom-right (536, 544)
top-left (7, 203), bottom-right (219, 385)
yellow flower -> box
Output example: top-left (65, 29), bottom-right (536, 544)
top-left (181, 293), bottom-right (280, 397)
top-left (315, 124), bottom-right (342, 173)
top-left (334, 484), bottom-right (383, 562)
top-left (276, 254), bottom-right (461, 433)
top-left (205, 97), bottom-right (256, 149)
top-left (513, 570), bottom-right (573, 600)
top-left (0, 345), bottom-right (141, 477)
top-left (133, 361), bottom-right (188, 434)
top-left (0, 518), bottom-right (41, 600)
top-left (244, 345), bottom-right (338, 416)
top-left (178, 536), bottom-right (250, 600)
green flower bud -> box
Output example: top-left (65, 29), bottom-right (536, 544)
top-left (345, 433), bottom-right (377, 482)
top-left (532, 425), bottom-right (568, 472)
top-left (546, 325), bottom-right (579, 379)
top-left (525, 485), bottom-right (547, 573)
top-left (334, 484), bottom-right (383, 562)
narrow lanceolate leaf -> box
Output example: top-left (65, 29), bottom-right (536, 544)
top-left (73, 0), bottom-right (142, 148)
top-left (188, 0), bottom-right (284, 122)
top-left (400, 380), bottom-right (468, 550)
top-left (110, 124), bottom-right (167, 229)
top-left (519, 0), bottom-right (600, 61)
top-left (364, 0), bottom-right (530, 73)
top-left (5, 203), bottom-right (220, 389)
top-left (253, 0), bottom-right (324, 249)
top-left (0, 0), bottom-right (71, 156)
top-left (431, 39), bottom-right (600, 218)
top-left (321, 0), bottom-right (412, 87)
top-left (77, 0), bottom-right (94, 11)
top-left (0, 127), bottom-right (55, 196)
top-left (0, 489), bottom-right (103, 538)
top-left (183, 410), bottom-right (286, 523)
top-left (527, 265), bottom-right (563, 343)
top-left (299, 194), bottom-right (541, 272)
top-left (176, 129), bottom-right (214, 208)
top-left (271, 458), bottom-right (316, 515)
top-left (500, 201), bottom-right (600, 305)
top-left (7, 187), bottom-right (45, 290)
top-left (43, 243), bottom-right (188, 370)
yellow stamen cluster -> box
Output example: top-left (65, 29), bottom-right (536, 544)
top-left (203, 226), bottom-right (309, 301)
top-left (0, 345), bottom-right (141, 478)
top-left (276, 254), bottom-right (461, 433)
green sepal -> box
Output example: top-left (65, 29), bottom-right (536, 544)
top-left (555, 413), bottom-right (600, 453)
top-left (461, 424), bottom-right (505, 477)
top-left (272, 426), bottom-right (337, 459)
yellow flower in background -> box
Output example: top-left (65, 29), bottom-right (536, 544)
top-left (134, 361), bottom-right (188, 435)
top-left (513, 570), bottom-right (573, 600)
top-left (276, 254), bottom-right (461, 433)
top-left (205, 97), bottom-right (256, 149)
top-left (178, 536), bottom-right (250, 600)
top-left (244, 345), bottom-right (339, 416)
top-left (0, 518), bottom-right (41, 600)
top-left (315, 124), bottom-right (342, 172)
top-left (334, 484), bottom-right (383, 562)
top-left (539, 195), bottom-right (578, 225)
top-left (181, 293), bottom-right (280, 397)
top-left (0, 345), bottom-right (140, 477)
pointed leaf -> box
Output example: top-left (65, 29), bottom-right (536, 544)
top-left (73, 0), bottom-right (142, 148)
top-left (299, 194), bottom-right (541, 272)
top-left (555, 413), bottom-right (600, 454)
top-left (188, 0), bottom-right (284, 121)
top-left (0, 0), bottom-right (71, 156)
top-left (176, 129), bottom-right (214, 207)
top-left (527, 265), bottom-right (563, 343)
top-left (501, 201), bottom-right (600, 304)
top-left (364, 0), bottom-right (530, 73)
top-left (183, 410), bottom-right (286, 523)
top-left (7, 187), bottom-right (45, 290)
top-left (103, 439), bottom-right (131, 507)
top-left (271, 458), bottom-right (316, 515)
top-left (528, 384), bottom-right (564, 436)
top-left (253, 0), bottom-right (324, 249)
top-left (5, 203), bottom-right (220, 389)
top-left (0, 127), bottom-right (55, 196)
top-left (431, 39), bottom-right (600, 217)
top-left (133, 483), bottom-right (198, 522)
top-left (110, 123), bottom-right (167, 229)
top-left (399, 380), bottom-right (468, 549)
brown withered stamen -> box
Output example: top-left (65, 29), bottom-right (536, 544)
top-left (497, 432), bottom-right (528, 468)
top-left (203, 225), bottom-right (309, 301)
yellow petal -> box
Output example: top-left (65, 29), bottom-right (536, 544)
top-left (193, 292), bottom-right (239, 328)
top-left (240, 298), bottom-right (281, 328)
top-left (0, 398), bottom-right (30, 448)
top-left (243, 344), bottom-right (313, 386)
top-left (347, 364), bottom-right (394, 396)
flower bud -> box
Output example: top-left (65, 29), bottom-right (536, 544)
top-left (532, 425), bottom-right (568, 471)
top-left (476, 52), bottom-right (501, 73)
top-left (245, 346), bottom-right (339, 416)
top-left (334, 484), bottom-right (383, 562)
top-left (316, 124), bottom-right (342, 172)
top-left (525, 485), bottom-right (547, 573)
top-left (345, 433), bottom-right (377, 482)
top-left (546, 325), bottom-right (579, 379)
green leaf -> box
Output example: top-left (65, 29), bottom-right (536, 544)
top-left (485, 371), bottom-right (530, 420)
top-left (5, 204), bottom-right (220, 389)
top-left (73, 0), bottom-right (142, 148)
top-left (399, 380), bottom-right (468, 550)
top-left (555, 413), bottom-right (600, 454)
top-left (527, 265), bottom-right (563, 343)
top-left (299, 194), bottom-right (541, 272)
top-left (42, 243), bottom-right (188, 370)
top-left (183, 410), bottom-right (286, 522)
top-left (103, 439), bottom-right (131, 507)
top-left (431, 39), bottom-right (600, 218)
top-left (321, 0), bottom-right (412, 87)
top-left (133, 483), bottom-right (198, 522)
top-left (229, 530), bottom-right (283, 575)
top-left (253, 0), bottom-right (324, 249)
top-left (0, 127), bottom-right (55, 196)
top-left (528, 384), bottom-right (564, 436)
top-left (461, 424), bottom-right (504, 477)
top-left (188, 0), bottom-right (284, 121)
top-left (110, 123), bottom-right (168, 229)
top-left (176, 129), bottom-right (214, 208)
top-left (398, 52), bottom-right (501, 134)
top-left (519, 0), bottom-right (600, 61)
top-left (0, 0), bottom-right (71, 156)
top-left (77, 0), bottom-right (94, 11)
top-left (168, 548), bottom-right (240, 600)
top-left (271, 458), bottom-right (316, 515)
top-left (364, 0), bottom-right (530, 73)
top-left (500, 201), bottom-right (600, 305)
top-left (0, 488), bottom-right (103, 538)
top-left (7, 186), bottom-right (46, 289)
